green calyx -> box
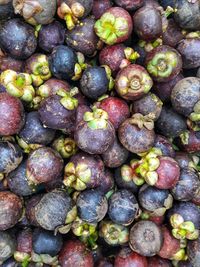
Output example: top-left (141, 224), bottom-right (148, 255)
top-left (99, 221), bottom-right (129, 246)
top-left (147, 51), bottom-right (178, 78)
top-left (57, 89), bottom-right (78, 110)
top-left (172, 248), bottom-right (187, 261)
top-left (170, 214), bottom-right (199, 240)
top-left (121, 161), bottom-right (145, 186)
top-left (17, 136), bottom-right (43, 154)
top-left (117, 70), bottom-right (153, 96)
top-left (31, 55), bottom-right (51, 86)
top-left (179, 131), bottom-right (190, 145)
top-left (31, 251), bottom-right (59, 265)
top-left (72, 53), bottom-right (86, 81)
top-left (138, 38), bottom-right (163, 52)
top-left (124, 47), bottom-right (140, 63)
top-left (129, 113), bottom-right (155, 130)
top-left (189, 100), bottom-right (200, 122)
top-left (135, 147), bottom-right (162, 186)
top-left (0, 70), bottom-right (35, 102)
top-left (72, 217), bottom-right (97, 237)
top-left (83, 107), bottom-right (109, 130)
top-left (52, 136), bottom-right (77, 158)
top-left (14, 252), bottom-right (31, 264)
top-left (102, 65), bottom-right (115, 90)
top-left (64, 162), bottom-right (92, 191)
top-left (94, 13), bottom-right (129, 45)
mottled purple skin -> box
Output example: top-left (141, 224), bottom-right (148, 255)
top-left (162, 19), bottom-right (184, 48)
top-left (59, 239), bottom-right (94, 267)
top-left (66, 17), bottom-right (99, 56)
top-left (118, 118), bottom-right (155, 154)
top-left (0, 231), bottom-right (16, 264)
top-left (129, 221), bottom-right (163, 257)
top-left (75, 119), bottom-right (115, 155)
top-left (171, 168), bottom-right (200, 201)
top-left (38, 95), bottom-right (77, 134)
top-left (98, 168), bottom-right (114, 193)
top-left (153, 73), bottom-right (184, 103)
top-left (0, 191), bottom-right (23, 230)
top-left (99, 44), bottom-right (127, 76)
top-left (38, 78), bottom-right (71, 96)
top-left (114, 167), bottom-right (139, 194)
top-left (114, 0), bottom-right (144, 10)
top-left (38, 21), bottom-right (65, 53)
top-left (77, 189), bottom-right (108, 224)
top-left (75, 104), bottom-right (91, 126)
top-left (25, 194), bottom-right (44, 227)
top-left (177, 130), bottom-right (200, 153)
top-left (0, 56), bottom-right (24, 73)
top-left (177, 260), bottom-right (193, 267)
top-left (175, 152), bottom-right (194, 169)
top-left (167, 202), bottom-right (200, 230)
top-left (187, 237), bottom-right (200, 267)
top-left (145, 46), bottom-right (183, 82)
top-left (35, 190), bottom-right (75, 231)
top-left (133, 6), bottom-right (162, 41)
top-left (177, 38), bottom-right (200, 69)
top-left (108, 189), bottom-right (139, 225)
top-left (132, 93), bottom-right (162, 121)
top-left (26, 147), bottom-right (64, 185)
top-left (92, 0), bottom-right (113, 19)
top-left (7, 160), bottom-right (37, 197)
top-left (0, 19), bottom-right (37, 59)
top-left (0, 141), bottom-right (23, 174)
top-left (154, 135), bottom-right (175, 158)
top-left (16, 228), bottom-right (33, 255)
top-left (155, 106), bottom-right (187, 138)
top-left (0, 93), bottom-right (25, 136)
top-left (102, 136), bottom-right (129, 168)
top-left (69, 151), bottom-right (105, 189)
top-left (148, 256), bottom-right (172, 267)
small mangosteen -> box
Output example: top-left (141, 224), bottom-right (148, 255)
top-left (129, 220), bottom-right (163, 256)
top-left (94, 7), bottom-right (133, 45)
top-left (75, 107), bottom-right (115, 154)
top-left (76, 189), bottom-right (108, 224)
top-left (38, 20), bottom-right (66, 53)
top-left (115, 64), bottom-right (153, 101)
top-left (118, 113), bottom-right (155, 154)
top-left (108, 189), bottom-right (139, 225)
top-left (0, 18), bottom-right (37, 59)
top-left (0, 191), bottom-right (23, 230)
top-left (26, 146), bottom-right (63, 185)
top-left (63, 151), bottom-right (104, 191)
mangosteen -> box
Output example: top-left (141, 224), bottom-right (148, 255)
top-left (0, 231), bottom-right (16, 263)
top-left (92, 0), bottom-right (112, 19)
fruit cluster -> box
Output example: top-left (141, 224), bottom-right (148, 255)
top-left (1, 0), bottom-right (200, 267)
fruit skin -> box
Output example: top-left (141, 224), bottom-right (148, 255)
top-left (177, 38), bottom-right (200, 69)
top-left (32, 228), bottom-right (63, 256)
top-left (114, 247), bottom-right (148, 267)
top-left (80, 67), bottom-right (109, 100)
top-left (171, 168), bottom-right (200, 202)
top-left (162, 19), bottom-right (184, 48)
top-left (25, 194), bottom-right (44, 227)
top-left (92, 0), bottom-right (112, 19)
top-left (118, 114), bottom-right (155, 154)
top-left (0, 141), bottom-right (23, 174)
top-left (76, 189), bottom-right (108, 224)
top-left (13, 0), bottom-right (57, 26)
top-left (35, 190), bottom-right (75, 231)
top-left (19, 111), bottom-right (55, 146)
top-left (0, 1), bottom-right (14, 21)
top-left (98, 168), bottom-right (114, 194)
top-left (177, 130), bottom-right (200, 153)
top-left (102, 136), bottom-right (129, 168)
top-left (133, 5), bottom-right (162, 41)
top-left (187, 237), bottom-right (200, 267)
top-left (154, 135), bottom-right (175, 158)
top-left (59, 239), bottom-right (94, 267)
top-left (0, 231), bottom-right (16, 263)
top-left (114, 0), bottom-right (144, 11)
top-left (115, 64), bottom-right (153, 101)
top-left (0, 93), bottom-right (25, 136)
top-left (97, 96), bottom-right (130, 129)
top-left (26, 147), bottom-right (64, 185)
top-left (129, 220), bottom-right (163, 257)
top-left (38, 20), bottom-right (65, 53)
top-left (155, 106), bottom-right (187, 138)
top-left (108, 189), bottom-right (139, 225)
top-left (94, 7), bottom-right (133, 45)
top-left (145, 45), bottom-right (182, 83)
top-left (0, 56), bottom-right (24, 73)
top-left (0, 191), bottom-right (23, 230)
top-left (148, 256), bottom-right (172, 267)
top-left (66, 17), bottom-right (99, 57)
top-left (0, 19), bottom-right (37, 59)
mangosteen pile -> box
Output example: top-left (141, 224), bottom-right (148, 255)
top-left (1, 0), bottom-right (200, 266)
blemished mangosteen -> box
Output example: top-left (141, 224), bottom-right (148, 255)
top-left (129, 220), bottom-right (163, 257)
top-left (108, 189), bottom-right (139, 225)
top-left (76, 189), bottom-right (108, 224)
top-left (0, 19), bottom-right (37, 59)
top-left (0, 191), bottom-right (23, 230)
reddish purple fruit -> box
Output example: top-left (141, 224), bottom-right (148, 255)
top-left (92, 0), bottom-right (113, 19)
